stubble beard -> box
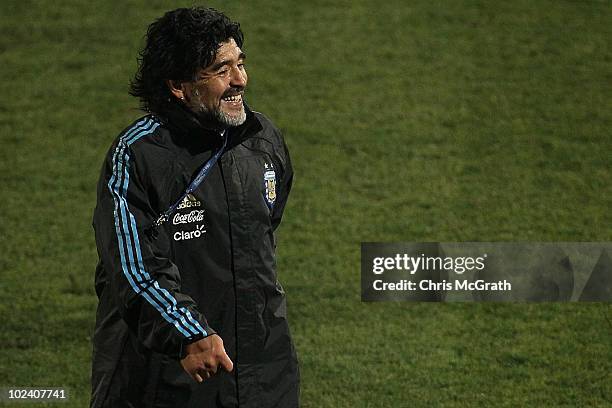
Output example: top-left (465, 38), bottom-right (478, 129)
top-left (192, 89), bottom-right (247, 128)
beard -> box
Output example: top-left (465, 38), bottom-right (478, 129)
top-left (192, 89), bottom-right (247, 128)
top-left (210, 105), bottom-right (247, 128)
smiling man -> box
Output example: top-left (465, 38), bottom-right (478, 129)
top-left (169, 38), bottom-right (248, 128)
top-left (91, 7), bottom-right (299, 408)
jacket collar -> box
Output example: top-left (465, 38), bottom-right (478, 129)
top-left (157, 100), bottom-right (262, 150)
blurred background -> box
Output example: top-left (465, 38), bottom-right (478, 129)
top-left (1, 0), bottom-right (610, 406)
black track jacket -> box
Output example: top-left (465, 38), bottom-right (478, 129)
top-left (91, 102), bottom-right (299, 407)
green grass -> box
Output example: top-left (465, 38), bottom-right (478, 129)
top-left (1, 0), bottom-right (611, 406)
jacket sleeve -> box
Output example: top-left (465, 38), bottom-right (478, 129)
top-left (270, 135), bottom-right (294, 231)
top-left (93, 134), bottom-right (214, 359)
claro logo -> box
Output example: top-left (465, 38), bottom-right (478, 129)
top-left (174, 224), bottom-right (207, 241)
top-left (173, 210), bottom-right (205, 225)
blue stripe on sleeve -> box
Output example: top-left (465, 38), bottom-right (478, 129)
top-left (107, 117), bottom-right (208, 339)
top-left (121, 129), bottom-right (206, 337)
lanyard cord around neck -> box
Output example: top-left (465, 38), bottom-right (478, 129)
top-left (154, 132), bottom-right (228, 227)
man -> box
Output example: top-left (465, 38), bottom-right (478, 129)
top-left (91, 7), bottom-right (299, 407)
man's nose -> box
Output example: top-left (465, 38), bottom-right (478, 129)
top-left (230, 66), bottom-right (247, 88)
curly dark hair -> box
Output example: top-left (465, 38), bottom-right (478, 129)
top-left (129, 7), bottom-right (244, 113)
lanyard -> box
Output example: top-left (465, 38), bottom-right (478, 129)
top-left (154, 132), bottom-right (228, 227)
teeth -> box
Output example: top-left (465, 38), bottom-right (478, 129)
top-left (223, 94), bottom-right (242, 102)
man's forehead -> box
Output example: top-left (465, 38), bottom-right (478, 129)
top-left (211, 38), bottom-right (243, 64)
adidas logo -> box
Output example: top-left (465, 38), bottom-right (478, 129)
top-left (177, 193), bottom-right (202, 210)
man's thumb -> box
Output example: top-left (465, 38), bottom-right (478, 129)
top-left (219, 349), bottom-right (234, 372)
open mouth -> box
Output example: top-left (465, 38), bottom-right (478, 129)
top-left (221, 94), bottom-right (243, 104)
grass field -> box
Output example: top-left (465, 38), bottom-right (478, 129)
top-left (1, 0), bottom-right (611, 406)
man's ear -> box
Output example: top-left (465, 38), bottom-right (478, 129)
top-left (166, 80), bottom-right (186, 100)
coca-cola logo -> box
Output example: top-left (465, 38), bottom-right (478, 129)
top-left (173, 210), bottom-right (205, 225)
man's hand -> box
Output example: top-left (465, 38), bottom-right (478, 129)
top-left (180, 334), bottom-right (234, 383)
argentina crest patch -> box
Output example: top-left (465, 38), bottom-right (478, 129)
top-left (263, 163), bottom-right (277, 209)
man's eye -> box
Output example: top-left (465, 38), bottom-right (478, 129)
top-left (217, 69), bottom-right (230, 75)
